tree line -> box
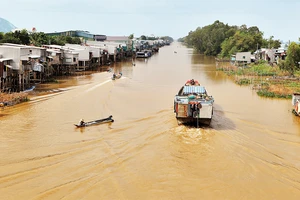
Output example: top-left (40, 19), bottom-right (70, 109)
top-left (0, 30), bottom-right (174, 47)
top-left (129, 34), bottom-right (173, 42)
top-left (0, 29), bottom-right (81, 46)
top-left (179, 20), bottom-right (300, 75)
top-left (180, 20), bottom-right (281, 57)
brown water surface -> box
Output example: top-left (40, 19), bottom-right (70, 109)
top-left (1, 42), bottom-right (300, 200)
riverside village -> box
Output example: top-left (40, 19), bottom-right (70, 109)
top-left (0, 29), bottom-right (171, 106)
top-left (1, 23), bottom-right (300, 117)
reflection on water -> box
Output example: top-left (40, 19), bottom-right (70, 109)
top-left (0, 42), bottom-right (300, 200)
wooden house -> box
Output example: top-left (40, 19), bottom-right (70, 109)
top-left (0, 43), bottom-right (46, 91)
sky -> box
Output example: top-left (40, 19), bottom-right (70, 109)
top-left (1, 0), bottom-right (300, 42)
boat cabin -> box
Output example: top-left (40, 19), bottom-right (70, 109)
top-left (178, 86), bottom-right (207, 96)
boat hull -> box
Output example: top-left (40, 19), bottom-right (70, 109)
top-left (175, 103), bottom-right (213, 126)
top-left (177, 117), bottom-right (212, 126)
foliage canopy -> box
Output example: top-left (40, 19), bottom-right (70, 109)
top-left (183, 20), bottom-right (281, 58)
top-left (0, 29), bottom-right (81, 46)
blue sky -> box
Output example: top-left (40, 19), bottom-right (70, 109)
top-left (1, 0), bottom-right (300, 42)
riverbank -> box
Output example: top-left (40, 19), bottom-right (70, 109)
top-left (0, 92), bottom-right (29, 107)
top-left (217, 61), bottom-right (300, 99)
top-left (0, 65), bottom-right (112, 108)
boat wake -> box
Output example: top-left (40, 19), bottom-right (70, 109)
top-left (85, 79), bottom-right (112, 93)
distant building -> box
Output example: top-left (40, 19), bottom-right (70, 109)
top-left (235, 52), bottom-right (251, 66)
top-left (254, 48), bottom-right (276, 63)
top-left (0, 43), bottom-right (46, 91)
top-left (275, 44), bottom-right (288, 62)
top-left (46, 30), bottom-right (107, 42)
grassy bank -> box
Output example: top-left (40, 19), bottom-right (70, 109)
top-left (217, 61), bottom-right (300, 99)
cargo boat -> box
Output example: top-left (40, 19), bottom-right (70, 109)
top-left (174, 83), bottom-right (214, 126)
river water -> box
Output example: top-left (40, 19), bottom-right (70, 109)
top-left (1, 42), bottom-right (300, 200)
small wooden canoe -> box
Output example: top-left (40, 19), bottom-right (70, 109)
top-left (74, 115), bottom-right (114, 127)
top-left (112, 73), bottom-right (122, 80)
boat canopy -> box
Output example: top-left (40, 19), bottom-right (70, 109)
top-left (183, 86), bottom-right (206, 95)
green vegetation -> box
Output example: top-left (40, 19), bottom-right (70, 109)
top-left (182, 20), bottom-right (281, 57)
top-left (0, 29), bottom-right (81, 46)
top-left (183, 20), bottom-right (236, 56)
top-left (278, 42), bottom-right (300, 75)
top-left (181, 20), bottom-right (300, 99)
top-left (128, 34), bottom-right (134, 39)
top-left (44, 78), bottom-right (59, 83)
top-left (138, 35), bottom-right (174, 42)
top-left (257, 90), bottom-right (292, 99)
top-left (136, 35), bottom-right (174, 44)
top-left (218, 62), bottom-right (300, 99)
top-left (236, 78), bottom-right (250, 85)
top-left (242, 61), bottom-right (277, 76)
top-left (160, 36), bottom-right (174, 42)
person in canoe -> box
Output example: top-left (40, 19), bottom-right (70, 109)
top-left (112, 72), bottom-right (122, 80)
top-left (79, 119), bottom-right (85, 126)
top-left (185, 79), bottom-right (200, 86)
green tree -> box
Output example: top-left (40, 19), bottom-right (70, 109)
top-left (160, 36), bottom-right (174, 42)
top-left (0, 32), bottom-right (4, 41)
top-left (65, 36), bottom-right (73, 44)
top-left (50, 35), bottom-right (66, 45)
top-left (12, 29), bottom-right (30, 45)
top-left (0, 32), bottom-right (21, 44)
top-left (220, 25), bottom-right (264, 57)
top-left (140, 35), bottom-right (146, 40)
top-left (30, 32), bottom-right (50, 46)
top-left (177, 37), bottom-right (185, 42)
top-left (72, 37), bottom-right (82, 44)
top-left (184, 20), bottom-right (236, 56)
top-left (262, 36), bottom-right (281, 49)
top-left (281, 42), bottom-right (300, 75)
top-left (128, 34), bottom-right (134, 39)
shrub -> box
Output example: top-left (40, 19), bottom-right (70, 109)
top-left (257, 90), bottom-right (292, 99)
top-left (236, 78), bottom-right (250, 85)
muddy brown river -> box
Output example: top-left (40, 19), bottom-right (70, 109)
top-left (1, 42), bottom-right (300, 200)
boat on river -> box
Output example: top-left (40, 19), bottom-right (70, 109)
top-left (112, 72), bottom-right (122, 80)
top-left (292, 93), bottom-right (300, 116)
top-left (23, 85), bottom-right (36, 92)
top-left (136, 50), bottom-right (151, 58)
top-left (74, 115), bottom-right (114, 127)
top-left (174, 81), bottom-right (214, 126)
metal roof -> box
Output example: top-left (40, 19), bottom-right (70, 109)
top-left (1, 43), bottom-right (45, 49)
top-left (46, 49), bottom-right (61, 53)
top-left (183, 86), bottom-right (206, 94)
top-left (28, 55), bottom-right (41, 58)
top-left (0, 58), bottom-right (13, 62)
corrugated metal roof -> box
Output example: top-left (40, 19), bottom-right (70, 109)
top-left (46, 49), bottom-right (61, 53)
top-left (183, 86), bottom-right (206, 94)
top-left (28, 55), bottom-right (40, 58)
top-left (0, 58), bottom-right (13, 62)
